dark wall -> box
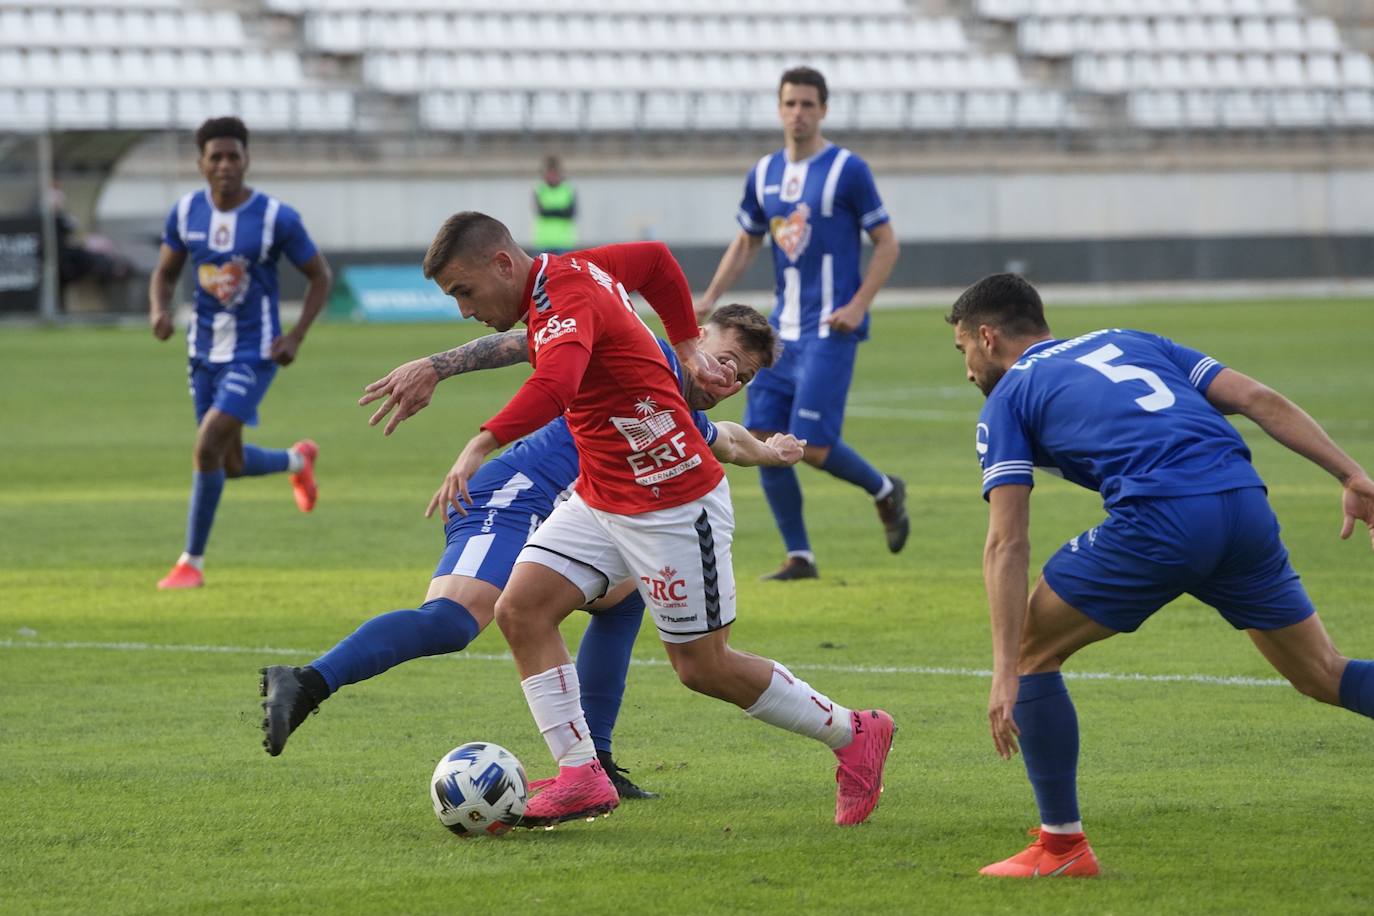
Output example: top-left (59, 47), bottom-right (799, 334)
top-left (272, 234), bottom-right (1374, 302)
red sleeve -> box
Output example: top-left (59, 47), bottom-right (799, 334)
top-left (480, 342), bottom-right (591, 445)
top-left (576, 241), bottom-right (698, 346)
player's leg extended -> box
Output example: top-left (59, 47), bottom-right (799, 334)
top-left (793, 336), bottom-right (908, 554)
top-left (981, 576), bottom-right (1115, 878)
top-left (578, 582), bottom-right (657, 798)
top-left (1248, 615), bottom-right (1367, 710)
top-left (744, 345), bottom-right (814, 577)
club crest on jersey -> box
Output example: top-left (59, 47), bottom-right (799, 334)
top-left (770, 203), bottom-right (812, 264)
top-left (198, 254), bottom-right (251, 309)
top-left (533, 314), bottom-right (577, 349)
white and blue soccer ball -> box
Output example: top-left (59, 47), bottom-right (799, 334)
top-left (430, 742), bottom-right (529, 837)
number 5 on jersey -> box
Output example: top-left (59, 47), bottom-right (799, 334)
top-left (1076, 344), bottom-right (1176, 413)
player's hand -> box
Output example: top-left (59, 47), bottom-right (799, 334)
top-left (988, 672), bottom-right (1021, 760)
top-left (425, 432), bottom-right (498, 520)
top-left (150, 309), bottom-right (174, 341)
top-left (360, 357), bottom-right (439, 436)
top-left (822, 300), bottom-right (868, 335)
top-left (764, 433), bottom-right (806, 466)
top-left (270, 332), bottom-right (303, 366)
top-left (677, 338), bottom-right (741, 401)
top-left (1340, 473), bottom-right (1374, 550)
top-left (693, 299), bottom-right (716, 323)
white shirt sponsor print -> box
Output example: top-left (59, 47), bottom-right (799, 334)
top-left (613, 396), bottom-right (703, 491)
top-left (533, 314), bottom-right (577, 350)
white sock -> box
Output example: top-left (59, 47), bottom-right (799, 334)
top-left (786, 550), bottom-right (816, 564)
top-left (177, 552), bottom-right (204, 571)
top-left (286, 448), bottom-right (305, 473)
top-left (520, 664), bottom-right (596, 767)
top-left (873, 476), bottom-right (894, 502)
top-left (745, 662), bottom-right (853, 750)
top-left (1041, 821), bottom-right (1084, 835)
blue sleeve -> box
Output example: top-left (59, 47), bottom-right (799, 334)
top-left (735, 166), bottom-right (767, 237)
top-left (274, 206), bottom-right (319, 268)
top-left (162, 204), bottom-right (185, 252)
top-left (842, 156), bottom-right (889, 232)
top-left (1149, 332), bottom-right (1226, 393)
top-left (692, 410), bottom-right (718, 446)
top-left (978, 393), bottom-right (1034, 500)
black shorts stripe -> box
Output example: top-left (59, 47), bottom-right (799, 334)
top-left (518, 544), bottom-right (610, 599)
top-left (694, 508), bottom-right (722, 630)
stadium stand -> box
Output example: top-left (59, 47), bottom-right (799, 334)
top-left (1, 0), bottom-right (1372, 136)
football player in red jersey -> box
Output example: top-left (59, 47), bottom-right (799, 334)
top-left (420, 212), bottom-right (895, 828)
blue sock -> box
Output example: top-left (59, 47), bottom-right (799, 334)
top-left (759, 465), bottom-right (810, 554)
top-left (240, 444), bottom-right (291, 477)
top-left (577, 591), bottom-right (646, 754)
top-left (820, 439), bottom-right (886, 496)
top-left (309, 596), bottom-right (481, 696)
top-left (1339, 659), bottom-right (1374, 718)
top-left (1014, 671), bottom-right (1081, 826)
top-left (185, 469), bottom-right (226, 556)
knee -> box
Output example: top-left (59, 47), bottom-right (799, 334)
top-left (669, 647), bottom-right (726, 697)
top-left (494, 593), bottom-right (538, 645)
top-left (222, 448), bottom-right (244, 478)
top-left (193, 439), bottom-right (223, 472)
top-left (802, 445), bottom-right (830, 467)
top-left (1016, 631), bottom-right (1064, 676)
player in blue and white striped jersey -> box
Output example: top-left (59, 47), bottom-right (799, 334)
top-left (149, 117), bottom-right (332, 590)
top-left (951, 272), bottom-right (1374, 878)
top-left (696, 66), bottom-right (906, 582)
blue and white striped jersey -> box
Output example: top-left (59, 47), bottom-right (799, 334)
top-left (162, 189), bottom-right (318, 364)
top-left (736, 143), bottom-right (889, 342)
top-left (976, 329), bottom-right (1265, 507)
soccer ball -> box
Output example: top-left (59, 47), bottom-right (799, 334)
top-left (430, 742), bottom-right (529, 837)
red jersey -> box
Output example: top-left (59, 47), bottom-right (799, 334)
top-left (481, 242), bottom-right (724, 515)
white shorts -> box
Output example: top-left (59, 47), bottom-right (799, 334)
top-left (517, 478), bottom-right (738, 644)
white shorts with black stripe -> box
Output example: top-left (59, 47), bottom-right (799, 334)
top-left (516, 478), bottom-right (737, 644)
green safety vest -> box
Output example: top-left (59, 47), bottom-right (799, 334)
top-left (533, 181), bottom-right (578, 251)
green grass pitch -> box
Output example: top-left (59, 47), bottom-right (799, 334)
top-left (2, 299), bottom-right (1372, 914)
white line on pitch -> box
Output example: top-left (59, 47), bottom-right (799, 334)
top-left (0, 638), bottom-right (1288, 688)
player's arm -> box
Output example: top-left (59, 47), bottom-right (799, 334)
top-left (148, 243), bottom-right (186, 341)
top-left (1206, 368), bottom-right (1374, 547)
top-left (823, 222), bottom-right (900, 335)
top-left (582, 241), bottom-right (739, 399)
top-left (983, 483), bottom-right (1033, 760)
top-left (709, 422), bottom-right (804, 467)
top-left (427, 334), bottom-right (591, 519)
top-left (696, 230), bottom-right (765, 321)
top-left (271, 253), bottom-right (333, 367)
top-left (360, 330), bottom-right (528, 436)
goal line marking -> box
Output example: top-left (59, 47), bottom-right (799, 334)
top-left (0, 638), bottom-right (1288, 688)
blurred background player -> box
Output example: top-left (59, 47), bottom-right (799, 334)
top-left (149, 117), bottom-right (333, 590)
top-left (696, 67), bottom-right (906, 581)
top-left (261, 305), bottom-right (786, 801)
top-left (951, 273), bottom-right (1374, 878)
top-left (532, 155), bottom-right (578, 255)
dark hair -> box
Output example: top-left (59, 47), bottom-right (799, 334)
top-left (778, 66), bottom-right (828, 105)
top-left (423, 211), bottom-right (516, 279)
top-left (543, 155), bottom-right (561, 172)
top-left (195, 117), bottom-right (249, 153)
top-left (946, 273), bottom-right (1050, 338)
top-left (708, 303), bottom-right (780, 369)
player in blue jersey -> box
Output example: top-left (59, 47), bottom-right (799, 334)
top-left (948, 273), bottom-right (1374, 878)
top-left (149, 117), bottom-right (332, 590)
top-left (696, 66), bottom-right (907, 581)
top-left (260, 305), bottom-right (797, 799)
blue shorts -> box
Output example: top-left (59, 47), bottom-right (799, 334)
top-left (742, 335), bottom-right (858, 447)
top-left (188, 358), bottom-right (277, 427)
top-left (1042, 487), bottom-right (1315, 633)
top-left (432, 462), bottom-right (555, 588)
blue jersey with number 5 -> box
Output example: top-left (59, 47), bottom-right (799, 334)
top-left (977, 329), bottom-right (1265, 506)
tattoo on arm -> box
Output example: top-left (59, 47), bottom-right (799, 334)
top-left (428, 330), bottom-right (528, 379)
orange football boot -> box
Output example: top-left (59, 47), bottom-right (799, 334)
top-left (980, 828), bottom-right (1100, 878)
top-left (289, 440), bottom-right (318, 512)
top-left (157, 561), bottom-right (203, 590)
